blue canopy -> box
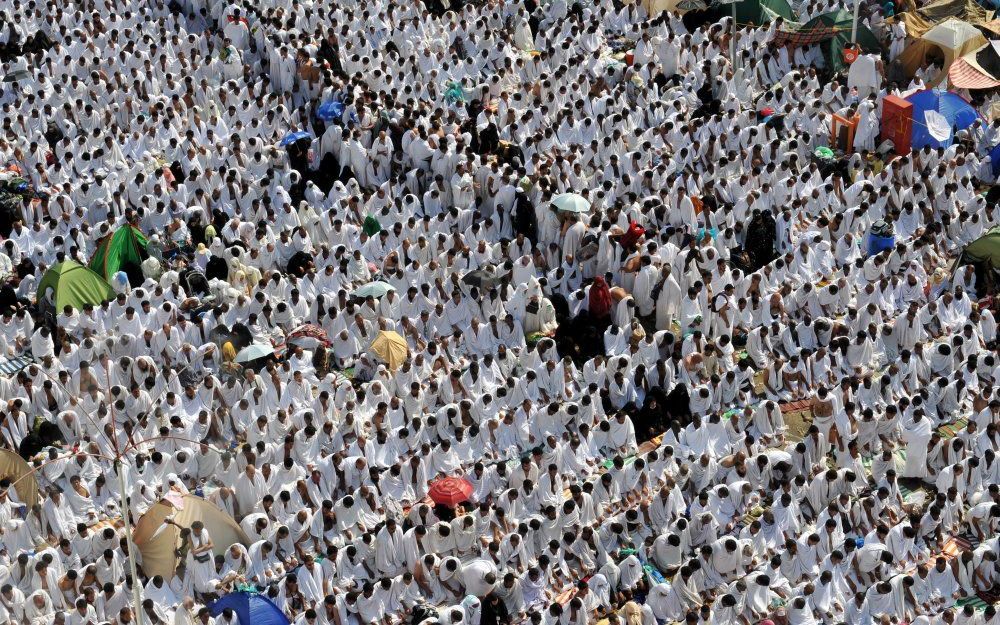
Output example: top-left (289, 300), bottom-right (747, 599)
top-left (316, 100), bottom-right (344, 122)
top-left (279, 131), bottom-right (313, 147)
top-left (905, 89), bottom-right (979, 149)
top-left (209, 592), bottom-right (290, 625)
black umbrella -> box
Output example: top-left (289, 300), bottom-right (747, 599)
top-left (462, 265), bottom-right (507, 289)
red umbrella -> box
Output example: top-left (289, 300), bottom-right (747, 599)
top-left (428, 476), bottom-right (473, 507)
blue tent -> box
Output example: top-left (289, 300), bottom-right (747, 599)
top-left (991, 143), bottom-right (1000, 178)
top-left (209, 591), bottom-right (290, 625)
top-left (904, 89), bottom-right (979, 149)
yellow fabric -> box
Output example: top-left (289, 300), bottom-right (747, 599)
top-left (370, 330), bottom-right (409, 370)
top-left (222, 341), bottom-right (237, 363)
top-left (642, 0), bottom-right (676, 15)
top-left (132, 494), bottom-right (250, 579)
top-left (0, 449), bottom-right (39, 508)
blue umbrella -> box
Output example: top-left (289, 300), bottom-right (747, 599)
top-left (316, 100), bottom-right (344, 121)
top-left (209, 591), bottom-right (290, 625)
top-left (279, 131), bottom-right (312, 147)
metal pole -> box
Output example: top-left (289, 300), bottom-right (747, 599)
top-left (850, 0), bottom-right (861, 44)
top-left (117, 458), bottom-right (144, 625)
top-left (731, 2), bottom-right (738, 71)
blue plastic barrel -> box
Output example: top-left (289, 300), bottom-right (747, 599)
top-left (867, 233), bottom-right (895, 256)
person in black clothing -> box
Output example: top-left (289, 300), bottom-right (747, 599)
top-left (317, 29), bottom-right (343, 75)
top-left (512, 188), bottom-right (537, 241)
top-left (479, 592), bottom-right (511, 625)
top-left (745, 209), bottom-right (778, 270)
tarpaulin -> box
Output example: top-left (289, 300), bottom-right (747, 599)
top-left (132, 494), bottom-right (250, 579)
top-left (905, 89), bottom-right (980, 148)
top-left (0, 449), bottom-right (38, 508)
top-left (899, 0), bottom-right (995, 38)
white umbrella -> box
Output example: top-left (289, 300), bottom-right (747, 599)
top-left (551, 193), bottom-right (591, 213)
top-left (235, 343), bottom-right (275, 363)
top-left (352, 280), bottom-right (396, 299)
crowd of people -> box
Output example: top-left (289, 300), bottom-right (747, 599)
top-left (0, 0), bottom-right (999, 622)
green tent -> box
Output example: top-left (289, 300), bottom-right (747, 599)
top-left (89, 224), bottom-right (149, 282)
top-left (37, 260), bottom-right (114, 310)
top-left (963, 227), bottom-right (1000, 266)
top-left (775, 10), bottom-right (883, 72)
top-left (957, 226), bottom-right (1000, 297)
top-left (732, 0), bottom-right (794, 25)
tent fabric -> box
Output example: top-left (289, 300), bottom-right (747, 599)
top-left (36, 260), bottom-right (115, 310)
top-left (991, 144), bottom-right (1000, 176)
top-left (209, 592), bottom-right (290, 625)
top-left (899, 0), bottom-right (995, 38)
top-left (642, 0), bottom-right (678, 15)
top-left (905, 89), bottom-right (980, 148)
top-left (979, 18), bottom-right (1000, 34)
top-left (0, 448), bottom-right (39, 508)
top-left (922, 17), bottom-right (983, 48)
top-left (732, 0), bottom-right (793, 25)
top-left (949, 41), bottom-right (1000, 89)
top-left (895, 18), bottom-right (987, 86)
top-left (949, 56), bottom-right (1000, 89)
top-left (642, 0), bottom-right (707, 14)
top-left (976, 41), bottom-right (1000, 78)
top-left (132, 494), bottom-right (249, 579)
top-left (963, 226), bottom-right (1000, 265)
top-left (773, 10), bottom-right (882, 71)
top-left (89, 225), bottom-right (149, 281)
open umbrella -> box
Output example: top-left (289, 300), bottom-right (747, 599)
top-left (551, 193), bottom-right (591, 213)
top-left (369, 330), bottom-right (409, 370)
top-left (316, 100), bottom-right (344, 121)
top-left (235, 343), bottom-right (275, 363)
top-left (428, 476), bottom-right (473, 507)
top-left (462, 265), bottom-right (507, 289)
top-left (3, 69), bottom-right (30, 83)
top-left (352, 281), bottom-right (396, 299)
top-left (279, 131), bottom-right (312, 147)
top-left (209, 591), bottom-right (290, 625)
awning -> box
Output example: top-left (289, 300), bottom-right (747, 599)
top-left (948, 41), bottom-right (1000, 89)
top-left (949, 57), bottom-right (1000, 88)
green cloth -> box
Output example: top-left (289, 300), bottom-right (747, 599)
top-left (89, 225), bottom-right (149, 280)
top-left (956, 596), bottom-right (989, 611)
top-left (444, 81), bottom-right (466, 104)
top-left (733, 0), bottom-right (794, 25)
top-left (37, 260), bottom-right (115, 310)
top-left (963, 226), bottom-right (1000, 267)
top-left (787, 10), bottom-right (883, 72)
top-left (362, 215), bottom-right (381, 237)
